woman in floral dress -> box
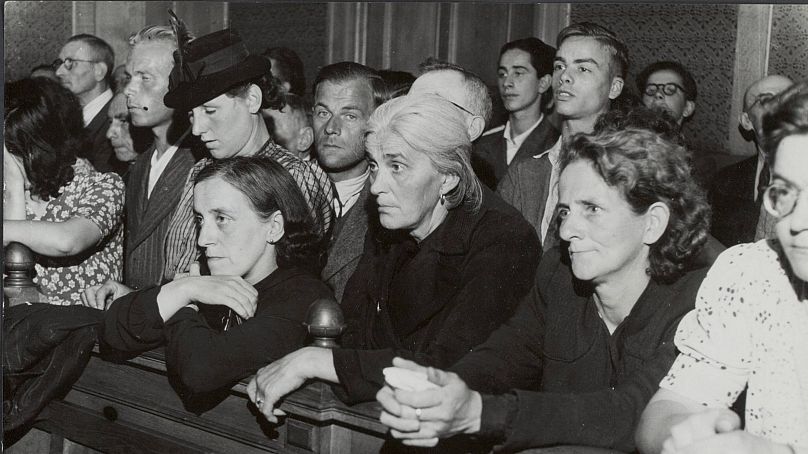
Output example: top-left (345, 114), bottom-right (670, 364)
top-left (4, 77), bottom-right (124, 306)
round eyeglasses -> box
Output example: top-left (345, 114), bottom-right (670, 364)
top-left (763, 181), bottom-right (802, 218)
top-left (644, 83), bottom-right (685, 97)
top-left (52, 58), bottom-right (98, 71)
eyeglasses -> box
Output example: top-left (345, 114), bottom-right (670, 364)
top-left (763, 181), bottom-right (803, 218)
top-left (644, 83), bottom-right (685, 97)
top-left (445, 99), bottom-right (475, 117)
top-left (51, 57), bottom-right (98, 71)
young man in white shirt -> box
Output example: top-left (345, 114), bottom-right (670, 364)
top-left (473, 37), bottom-right (560, 190)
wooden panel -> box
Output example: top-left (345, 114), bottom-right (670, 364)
top-left (172, 1), bottom-right (227, 37)
top-left (144, 1), bottom-right (174, 28)
top-left (451, 3), bottom-right (512, 88)
top-left (387, 3), bottom-right (441, 74)
top-left (535, 3), bottom-right (571, 46)
top-left (95, 1), bottom-right (145, 69)
top-left (32, 352), bottom-right (387, 454)
top-left (508, 4), bottom-right (538, 43)
top-left (729, 4), bottom-right (772, 158)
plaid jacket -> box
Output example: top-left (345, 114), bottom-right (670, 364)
top-left (162, 139), bottom-right (334, 282)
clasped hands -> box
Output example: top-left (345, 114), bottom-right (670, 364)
top-left (375, 357), bottom-right (483, 447)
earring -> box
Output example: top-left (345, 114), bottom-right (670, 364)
top-left (440, 194), bottom-right (446, 206)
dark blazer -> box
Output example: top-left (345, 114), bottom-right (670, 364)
top-left (497, 144), bottom-right (557, 250)
top-left (472, 118), bottom-right (559, 190)
top-left (451, 247), bottom-right (709, 453)
top-left (124, 141), bottom-right (198, 290)
top-left (331, 187), bottom-right (541, 403)
top-left (321, 180), bottom-right (373, 303)
top-left (709, 155), bottom-right (759, 247)
top-left (83, 97), bottom-right (127, 176)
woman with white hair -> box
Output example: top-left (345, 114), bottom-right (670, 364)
top-left (247, 93), bottom-right (541, 421)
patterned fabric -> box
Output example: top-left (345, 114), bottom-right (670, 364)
top-left (28, 159), bottom-right (124, 305)
top-left (162, 139), bottom-right (334, 281)
top-left (661, 240), bottom-right (808, 446)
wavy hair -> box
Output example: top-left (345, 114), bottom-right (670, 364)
top-left (559, 127), bottom-right (710, 283)
top-left (762, 81), bottom-right (808, 165)
top-left (557, 22), bottom-right (629, 80)
top-left (4, 78), bottom-right (84, 200)
top-left (194, 156), bottom-right (326, 274)
top-left (366, 93), bottom-right (482, 212)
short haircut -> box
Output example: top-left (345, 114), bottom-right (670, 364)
top-left (417, 57), bottom-right (493, 126)
top-left (66, 33), bottom-right (115, 82)
top-left (500, 37), bottom-right (556, 77)
top-left (557, 22), bottom-right (629, 80)
top-left (4, 78), bottom-right (85, 200)
top-left (595, 104), bottom-right (686, 147)
top-left (378, 69), bottom-right (416, 99)
top-left (763, 81), bottom-right (808, 165)
top-left (128, 25), bottom-right (181, 50)
top-left (313, 61), bottom-right (388, 108)
top-left (559, 127), bottom-right (710, 283)
top-left (195, 156), bottom-right (326, 274)
top-left (281, 92), bottom-right (313, 126)
top-left (636, 61), bottom-right (698, 101)
top-left (366, 93), bottom-right (483, 212)
top-left (263, 47), bottom-right (306, 97)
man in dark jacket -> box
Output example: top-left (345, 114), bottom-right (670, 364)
top-left (473, 37), bottom-right (559, 190)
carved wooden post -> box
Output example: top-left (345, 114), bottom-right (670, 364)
top-left (4, 241), bottom-right (48, 306)
top-left (304, 298), bottom-right (345, 348)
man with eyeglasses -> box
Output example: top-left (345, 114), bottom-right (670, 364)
top-left (54, 34), bottom-right (125, 176)
top-left (637, 61), bottom-right (697, 126)
top-left (708, 74), bottom-right (793, 247)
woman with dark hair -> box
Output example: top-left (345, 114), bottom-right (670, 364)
top-left (3, 77), bottom-right (124, 306)
top-left (637, 83), bottom-right (808, 454)
top-left (102, 156), bottom-right (333, 399)
top-left (376, 127), bottom-right (712, 452)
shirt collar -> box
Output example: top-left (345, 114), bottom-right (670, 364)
top-left (503, 114), bottom-right (544, 148)
top-left (533, 136), bottom-right (563, 160)
top-left (82, 88), bottom-right (113, 126)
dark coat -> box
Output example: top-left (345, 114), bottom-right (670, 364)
top-left (472, 119), bottom-right (559, 190)
top-left (321, 181), bottom-right (374, 302)
top-left (331, 187), bottom-right (541, 403)
top-left (3, 304), bottom-right (102, 433)
top-left (101, 267), bottom-right (333, 397)
top-left (450, 247), bottom-right (709, 453)
top-left (124, 141), bottom-right (199, 290)
top-left (708, 155), bottom-right (759, 247)
top-left (83, 98), bottom-right (128, 176)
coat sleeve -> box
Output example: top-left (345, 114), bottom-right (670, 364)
top-left (100, 286), bottom-right (166, 354)
top-left (164, 283), bottom-right (329, 394)
top-left (332, 211), bottom-right (541, 403)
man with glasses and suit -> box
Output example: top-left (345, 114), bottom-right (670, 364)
top-left (54, 34), bottom-right (126, 176)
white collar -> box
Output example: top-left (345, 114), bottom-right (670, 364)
top-left (503, 114), bottom-right (544, 147)
top-left (82, 88), bottom-right (113, 126)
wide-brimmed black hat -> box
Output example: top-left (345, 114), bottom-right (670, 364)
top-left (164, 28), bottom-right (270, 111)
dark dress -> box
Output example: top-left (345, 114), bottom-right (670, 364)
top-left (450, 247), bottom-right (709, 453)
top-left (101, 266), bottom-right (334, 396)
top-left (331, 187), bottom-right (542, 403)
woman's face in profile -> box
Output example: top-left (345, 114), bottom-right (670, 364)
top-left (367, 134), bottom-right (445, 238)
top-left (193, 176), bottom-right (277, 284)
top-left (772, 134), bottom-right (808, 281)
top-left (557, 160), bottom-right (653, 286)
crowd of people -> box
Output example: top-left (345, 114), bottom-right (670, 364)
top-left (3, 11), bottom-right (807, 454)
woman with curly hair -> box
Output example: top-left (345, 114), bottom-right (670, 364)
top-left (101, 156), bottom-right (333, 404)
top-left (3, 77), bottom-right (124, 306)
top-left (376, 126), bottom-right (713, 453)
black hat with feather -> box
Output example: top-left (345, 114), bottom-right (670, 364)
top-left (164, 10), bottom-right (270, 111)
